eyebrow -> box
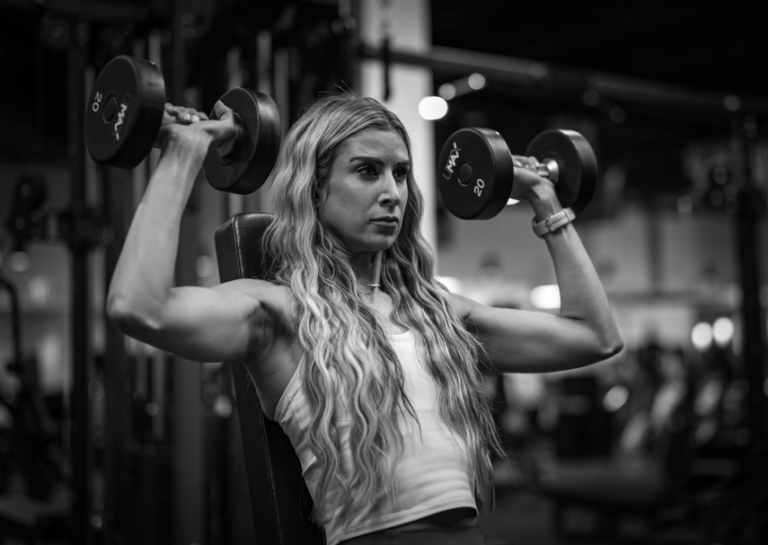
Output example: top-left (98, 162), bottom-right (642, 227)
top-left (348, 156), bottom-right (411, 168)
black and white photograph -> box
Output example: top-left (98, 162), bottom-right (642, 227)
top-left (0, 1), bottom-right (766, 544)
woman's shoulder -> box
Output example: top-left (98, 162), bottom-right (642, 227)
top-left (445, 291), bottom-right (479, 321)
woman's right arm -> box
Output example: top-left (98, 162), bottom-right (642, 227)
top-left (106, 103), bottom-right (278, 363)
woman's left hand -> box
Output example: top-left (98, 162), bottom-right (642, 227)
top-left (509, 155), bottom-right (559, 217)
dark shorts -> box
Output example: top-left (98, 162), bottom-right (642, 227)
top-left (340, 523), bottom-right (487, 545)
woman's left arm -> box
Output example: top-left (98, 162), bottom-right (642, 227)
top-left (451, 162), bottom-right (624, 373)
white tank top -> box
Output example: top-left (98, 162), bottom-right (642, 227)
top-left (274, 330), bottom-right (477, 545)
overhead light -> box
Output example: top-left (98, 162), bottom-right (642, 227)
top-left (438, 83), bottom-right (457, 100)
top-left (418, 96), bottom-right (448, 120)
top-left (691, 322), bottom-right (713, 352)
top-left (467, 73), bottom-right (486, 90)
top-left (438, 73), bottom-right (487, 101)
top-left (713, 317), bottom-right (734, 347)
top-left (529, 284), bottom-right (560, 310)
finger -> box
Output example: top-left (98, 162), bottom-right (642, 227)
top-left (165, 105), bottom-right (194, 123)
top-left (181, 107), bottom-right (205, 122)
top-left (515, 156), bottom-right (539, 171)
top-left (178, 107), bottom-right (195, 123)
top-left (512, 155), bottom-right (536, 169)
top-left (161, 105), bottom-right (179, 126)
top-left (212, 100), bottom-right (234, 121)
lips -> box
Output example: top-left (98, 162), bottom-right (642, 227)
top-left (371, 216), bottom-right (400, 225)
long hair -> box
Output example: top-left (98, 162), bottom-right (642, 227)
top-left (263, 93), bottom-right (503, 523)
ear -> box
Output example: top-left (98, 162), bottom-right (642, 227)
top-left (314, 182), bottom-right (328, 207)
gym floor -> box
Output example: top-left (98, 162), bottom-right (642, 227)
top-left (0, 487), bottom-right (705, 545)
top-left (479, 491), bottom-right (705, 545)
top-left (0, 488), bottom-right (714, 545)
top-left (0, 441), bottom-right (711, 545)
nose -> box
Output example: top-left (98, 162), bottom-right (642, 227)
top-left (379, 170), bottom-right (402, 208)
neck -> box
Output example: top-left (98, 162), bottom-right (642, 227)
top-left (333, 248), bottom-right (383, 289)
top-left (353, 252), bottom-right (383, 289)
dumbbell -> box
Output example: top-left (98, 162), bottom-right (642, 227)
top-left (437, 128), bottom-right (598, 220)
top-left (84, 55), bottom-right (281, 195)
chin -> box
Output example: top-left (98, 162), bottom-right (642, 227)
top-left (360, 236), bottom-right (397, 253)
top-left (364, 242), bottom-right (395, 253)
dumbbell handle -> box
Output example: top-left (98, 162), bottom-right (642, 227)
top-left (213, 112), bottom-right (245, 159)
top-left (515, 155), bottom-right (560, 184)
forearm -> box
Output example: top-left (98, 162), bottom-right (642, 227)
top-left (533, 193), bottom-right (622, 353)
top-left (107, 137), bottom-right (209, 325)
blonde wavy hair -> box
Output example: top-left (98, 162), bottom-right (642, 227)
top-left (263, 93), bottom-right (503, 523)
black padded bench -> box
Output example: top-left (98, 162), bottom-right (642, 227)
top-left (215, 212), bottom-right (324, 545)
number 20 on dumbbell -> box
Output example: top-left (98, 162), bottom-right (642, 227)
top-left (437, 128), bottom-right (598, 220)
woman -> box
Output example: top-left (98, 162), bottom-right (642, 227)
top-left (107, 93), bottom-right (623, 544)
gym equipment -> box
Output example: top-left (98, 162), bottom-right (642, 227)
top-left (0, 273), bottom-right (65, 501)
top-left (215, 213), bottom-right (321, 544)
top-left (84, 56), bottom-right (165, 170)
top-left (84, 56), bottom-right (281, 195)
top-left (437, 128), bottom-right (598, 220)
top-left (202, 88), bottom-right (281, 195)
top-left (4, 174), bottom-right (47, 249)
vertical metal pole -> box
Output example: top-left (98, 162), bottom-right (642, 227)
top-left (252, 30), bottom-right (274, 214)
top-left (255, 30), bottom-right (272, 97)
top-left (103, 166), bottom-right (133, 545)
top-left (68, 21), bottom-right (93, 545)
top-left (733, 117), bottom-right (768, 544)
top-left (338, 0), bottom-right (361, 93)
top-left (171, 1), bottom-right (205, 543)
top-left (227, 47), bottom-right (246, 217)
top-left (273, 47), bottom-right (290, 138)
top-left (0, 276), bottom-right (21, 365)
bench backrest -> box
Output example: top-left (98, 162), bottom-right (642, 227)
top-left (214, 212), bottom-right (324, 545)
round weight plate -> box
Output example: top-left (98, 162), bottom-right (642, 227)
top-left (525, 130), bottom-right (598, 216)
top-left (437, 128), bottom-right (514, 220)
top-left (202, 88), bottom-right (281, 195)
top-left (84, 56), bottom-right (165, 169)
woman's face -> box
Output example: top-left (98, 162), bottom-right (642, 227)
top-left (316, 128), bottom-right (410, 256)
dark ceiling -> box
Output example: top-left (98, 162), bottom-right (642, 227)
top-left (432, 0), bottom-right (767, 96)
top-left (430, 1), bottom-right (767, 208)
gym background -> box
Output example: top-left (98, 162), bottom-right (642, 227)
top-left (0, 0), bottom-right (767, 544)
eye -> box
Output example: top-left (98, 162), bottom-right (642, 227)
top-left (394, 167), bottom-right (409, 181)
top-left (357, 164), bottom-right (378, 178)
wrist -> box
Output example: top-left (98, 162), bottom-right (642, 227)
top-left (164, 130), bottom-right (213, 156)
top-left (532, 208), bottom-right (575, 238)
top-left (529, 186), bottom-right (562, 221)
top-left (161, 131), bottom-right (212, 171)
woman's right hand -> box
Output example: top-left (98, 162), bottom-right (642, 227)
top-left (154, 101), bottom-right (238, 153)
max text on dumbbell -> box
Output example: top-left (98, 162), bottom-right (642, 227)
top-left (442, 141), bottom-right (461, 180)
top-left (113, 104), bottom-right (128, 141)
